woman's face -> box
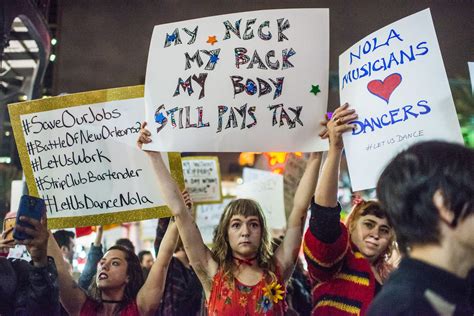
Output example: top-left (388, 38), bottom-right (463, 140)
top-left (96, 249), bottom-right (129, 290)
top-left (227, 214), bottom-right (262, 259)
top-left (351, 214), bottom-right (392, 262)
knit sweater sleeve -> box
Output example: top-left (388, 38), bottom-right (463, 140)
top-left (303, 198), bottom-right (349, 283)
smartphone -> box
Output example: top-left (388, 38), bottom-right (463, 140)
top-left (2, 217), bottom-right (15, 241)
top-left (13, 195), bottom-right (46, 241)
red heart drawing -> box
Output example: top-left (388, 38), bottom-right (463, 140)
top-left (367, 73), bottom-right (402, 104)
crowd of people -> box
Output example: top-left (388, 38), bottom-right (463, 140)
top-left (1, 104), bottom-right (473, 315)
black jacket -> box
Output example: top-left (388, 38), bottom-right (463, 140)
top-left (0, 257), bottom-right (60, 316)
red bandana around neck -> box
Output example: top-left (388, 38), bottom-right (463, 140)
top-left (232, 255), bottom-right (258, 266)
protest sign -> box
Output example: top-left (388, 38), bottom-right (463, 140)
top-left (339, 9), bottom-right (463, 191)
top-left (144, 8), bottom-right (329, 152)
top-left (283, 153), bottom-right (307, 219)
top-left (8, 86), bottom-right (184, 229)
top-left (182, 156), bottom-right (222, 204)
top-left (240, 168), bottom-right (286, 229)
top-left (10, 180), bottom-right (24, 213)
top-left (196, 197), bottom-right (234, 244)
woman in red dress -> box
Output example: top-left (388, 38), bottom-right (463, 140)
top-left (138, 122), bottom-right (323, 315)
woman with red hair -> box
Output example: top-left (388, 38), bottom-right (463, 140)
top-left (303, 103), bottom-right (397, 315)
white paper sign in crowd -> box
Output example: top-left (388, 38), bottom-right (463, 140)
top-left (339, 9), bottom-right (463, 191)
top-left (182, 156), bottom-right (222, 203)
top-left (8, 86), bottom-right (184, 229)
top-left (144, 8), bottom-right (329, 152)
top-left (196, 198), bottom-right (234, 244)
top-left (283, 153), bottom-right (307, 219)
top-left (239, 168), bottom-right (286, 229)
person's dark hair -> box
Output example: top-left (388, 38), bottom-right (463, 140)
top-left (115, 238), bottom-right (135, 253)
top-left (89, 245), bottom-right (144, 313)
top-left (53, 230), bottom-right (75, 249)
top-left (377, 141), bottom-right (474, 253)
top-left (138, 250), bottom-right (152, 264)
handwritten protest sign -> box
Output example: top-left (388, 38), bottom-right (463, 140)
top-left (182, 156), bottom-right (222, 204)
top-left (339, 9), bottom-right (463, 191)
top-left (196, 197), bottom-right (234, 244)
top-left (283, 154), bottom-right (307, 219)
top-left (240, 168), bottom-right (286, 229)
top-left (144, 9), bottom-right (329, 152)
top-left (8, 86), bottom-right (184, 229)
top-left (10, 180), bottom-right (24, 213)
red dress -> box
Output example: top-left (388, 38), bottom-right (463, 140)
top-left (80, 297), bottom-right (140, 316)
top-left (207, 269), bottom-right (287, 316)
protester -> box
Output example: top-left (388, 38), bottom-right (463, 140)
top-left (115, 238), bottom-right (136, 253)
top-left (154, 191), bottom-right (205, 316)
top-left (48, 217), bottom-right (178, 315)
top-left (138, 250), bottom-right (154, 280)
top-left (303, 103), bottom-right (396, 315)
top-left (0, 215), bottom-right (60, 315)
top-left (79, 226), bottom-right (104, 290)
top-left (138, 122), bottom-right (323, 315)
top-left (367, 141), bottom-right (474, 315)
top-left (53, 229), bottom-right (76, 273)
top-left (79, 233), bottom-right (138, 291)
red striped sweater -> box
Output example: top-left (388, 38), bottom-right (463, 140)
top-left (303, 202), bottom-right (377, 316)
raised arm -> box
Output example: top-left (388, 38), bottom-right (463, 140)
top-left (303, 103), bottom-right (357, 282)
top-left (315, 103), bottom-right (356, 206)
top-left (136, 220), bottom-right (178, 316)
top-left (15, 216), bottom-right (61, 315)
top-left (275, 152), bottom-right (323, 282)
top-left (79, 226), bottom-right (104, 290)
top-left (137, 123), bottom-right (217, 294)
top-left (47, 231), bottom-right (86, 315)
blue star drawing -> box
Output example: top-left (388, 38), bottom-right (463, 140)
top-left (246, 81), bottom-right (257, 94)
top-left (167, 34), bottom-right (176, 42)
top-left (210, 54), bottom-right (219, 64)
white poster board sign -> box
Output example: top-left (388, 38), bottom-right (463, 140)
top-left (10, 180), bottom-right (24, 214)
top-left (144, 8), bottom-right (329, 152)
top-left (339, 9), bottom-right (463, 191)
top-left (283, 154), bottom-right (307, 219)
top-left (239, 168), bottom-right (286, 229)
top-left (182, 156), bottom-right (222, 204)
top-left (8, 86), bottom-right (184, 229)
top-left (196, 197), bottom-right (233, 244)
top-left (469, 62), bottom-right (474, 94)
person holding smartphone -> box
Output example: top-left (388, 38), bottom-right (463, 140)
top-left (0, 212), bottom-right (60, 315)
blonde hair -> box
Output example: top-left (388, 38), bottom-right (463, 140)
top-left (345, 199), bottom-right (397, 282)
top-left (212, 199), bottom-right (275, 282)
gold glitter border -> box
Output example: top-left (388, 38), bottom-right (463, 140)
top-left (8, 85), bottom-right (185, 229)
top-left (182, 156), bottom-right (223, 204)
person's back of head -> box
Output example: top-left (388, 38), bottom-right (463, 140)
top-left (53, 230), bottom-right (75, 248)
top-left (115, 238), bottom-right (135, 253)
top-left (138, 250), bottom-right (154, 269)
top-left (376, 141), bottom-right (474, 253)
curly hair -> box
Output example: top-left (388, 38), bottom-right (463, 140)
top-left (212, 199), bottom-right (276, 282)
top-left (345, 199), bottom-right (397, 282)
top-left (89, 245), bottom-right (144, 313)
